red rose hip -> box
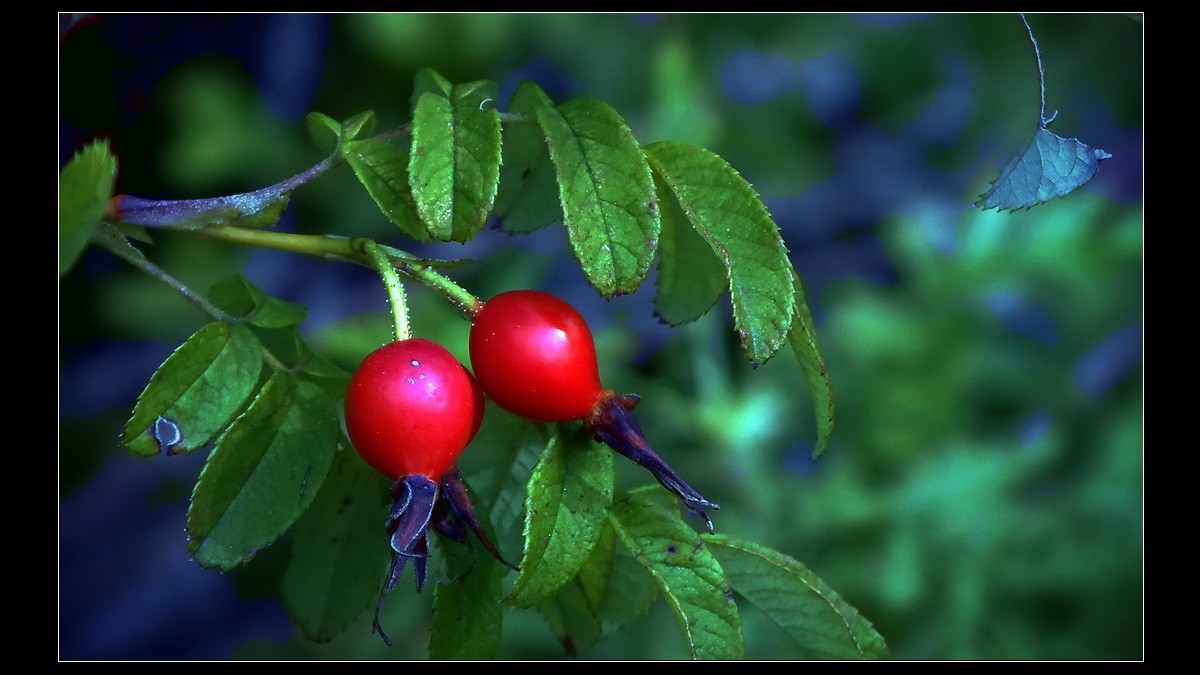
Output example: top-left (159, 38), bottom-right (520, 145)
top-left (343, 337), bottom-right (509, 646)
top-left (469, 290), bottom-right (720, 531)
top-left (344, 337), bottom-right (483, 481)
top-left (469, 289), bottom-right (604, 422)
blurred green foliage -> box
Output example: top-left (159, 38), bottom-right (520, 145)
top-left (60, 13), bottom-right (1141, 660)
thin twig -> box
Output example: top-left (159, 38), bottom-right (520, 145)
top-left (1019, 13), bottom-right (1056, 127)
top-left (92, 225), bottom-right (291, 372)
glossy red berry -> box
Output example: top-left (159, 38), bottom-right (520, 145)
top-left (469, 289), bottom-right (720, 531)
top-left (469, 290), bottom-right (605, 422)
top-left (344, 338), bottom-right (483, 481)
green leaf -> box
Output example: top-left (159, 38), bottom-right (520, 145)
top-left (537, 98), bottom-right (660, 298)
top-left (538, 578), bottom-right (603, 657)
top-left (187, 375), bottom-right (340, 569)
top-left (581, 519), bottom-right (661, 628)
top-left (208, 276), bottom-right (307, 328)
top-left (608, 490), bottom-right (744, 660)
top-left (59, 138), bottom-right (117, 276)
top-left (494, 81), bottom-right (562, 234)
top-left (506, 428), bottom-right (615, 608)
top-left (251, 326), bottom-right (314, 371)
top-left (341, 138), bottom-right (429, 241)
top-left (788, 273), bottom-right (835, 458)
top-left (408, 80), bottom-right (502, 242)
top-left (645, 141), bottom-right (795, 365)
top-left (703, 534), bottom-right (889, 660)
top-left (123, 322), bottom-right (263, 457)
top-left (536, 523), bottom-right (613, 656)
top-left (340, 110), bottom-right (377, 143)
top-left (458, 406), bottom-right (546, 562)
top-left (577, 521), bottom-right (617, 611)
top-left (536, 520), bottom-right (658, 656)
top-left (300, 352), bottom-right (351, 402)
top-left (410, 67), bottom-right (453, 110)
top-left (652, 172), bottom-right (728, 325)
top-left (306, 110), bottom-right (378, 152)
top-left (430, 534), bottom-right (505, 660)
top-left (590, 523), bottom-right (657, 629)
top-left (280, 446), bottom-right (391, 642)
top-left (305, 112), bottom-right (341, 152)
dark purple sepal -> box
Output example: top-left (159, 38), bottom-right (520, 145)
top-left (372, 474), bottom-right (438, 646)
top-left (584, 393), bottom-right (720, 532)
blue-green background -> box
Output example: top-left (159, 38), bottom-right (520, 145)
top-left (59, 13), bottom-right (1143, 660)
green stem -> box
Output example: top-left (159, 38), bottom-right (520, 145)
top-left (189, 225), bottom-right (483, 319)
top-left (93, 225), bottom-right (232, 321)
top-left (91, 225), bottom-right (290, 372)
top-left (361, 240), bottom-right (411, 341)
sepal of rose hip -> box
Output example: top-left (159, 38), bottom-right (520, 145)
top-left (437, 467), bottom-right (519, 571)
top-left (584, 391), bottom-right (720, 533)
top-left (372, 473), bottom-right (438, 646)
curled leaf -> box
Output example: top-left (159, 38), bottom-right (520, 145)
top-left (976, 126), bottom-right (1111, 211)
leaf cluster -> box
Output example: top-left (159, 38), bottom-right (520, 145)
top-left (59, 69), bottom-right (872, 659)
